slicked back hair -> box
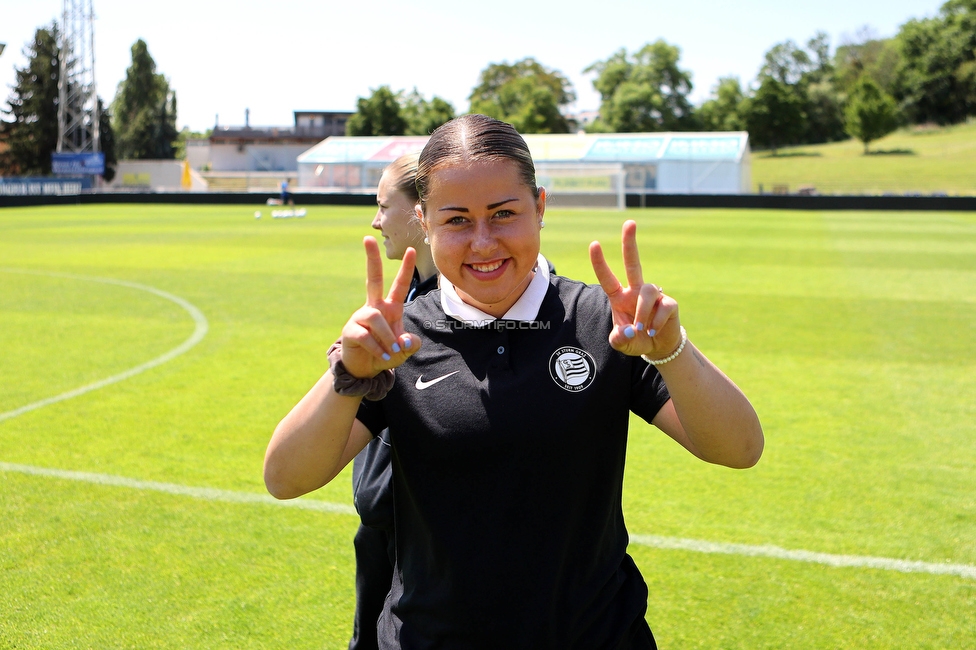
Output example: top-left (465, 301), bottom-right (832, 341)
top-left (384, 152), bottom-right (421, 203)
top-left (416, 114), bottom-right (540, 213)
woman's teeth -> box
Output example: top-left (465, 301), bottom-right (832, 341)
top-left (471, 260), bottom-right (503, 273)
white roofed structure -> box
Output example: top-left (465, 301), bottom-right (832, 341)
top-left (297, 131), bottom-right (750, 196)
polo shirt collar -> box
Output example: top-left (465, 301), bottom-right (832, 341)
top-left (440, 253), bottom-right (550, 324)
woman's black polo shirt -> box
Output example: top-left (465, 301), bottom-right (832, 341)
top-left (356, 273), bottom-right (670, 649)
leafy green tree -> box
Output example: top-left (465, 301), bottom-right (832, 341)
top-left (893, 1), bottom-right (976, 125)
top-left (586, 40), bottom-right (697, 132)
top-left (745, 77), bottom-right (806, 153)
top-left (835, 35), bottom-right (902, 96)
top-left (845, 76), bottom-right (900, 153)
top-left (1, 24), bottom-right (61, 175)
top-left (803, 79), bottom-right (847, 144)
top-left (760, 39), bottom-right (815, 85)
top-left (111, 39), bottom-right (178, 159)
top-left (698, 76), bottom-right (747, 131)
top-left (468, 58), bottom-right (575, 133)
top-left (347, 85), bottom-right (407, 136)
top-left (97, 98), bottom-right (117, 182)
top-left (400, 88), bottom-right (455, 135)
top-left (758, 33), bottom-right (847, 144)
top-left (0, 23), bottom-right (116, 179)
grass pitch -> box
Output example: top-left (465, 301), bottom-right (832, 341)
top-left (1, 203), bottom-right (974, 648)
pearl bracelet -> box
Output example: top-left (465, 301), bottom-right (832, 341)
top-left (642, 326), bottom-right (688, 366)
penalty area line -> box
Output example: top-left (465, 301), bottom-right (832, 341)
top-left (2, 461), bottom-right (972, 581)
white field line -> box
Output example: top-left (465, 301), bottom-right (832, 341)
top-left (2, 272), bottom-right (973, 581)
top-left (0, 461), bottom-right (357, 516)
top-left (1, 461), bottom-right (972, 581)
top-left (0, 269), bottom-right (209, 423)
top-left (629, 534), bottom-right (976, 581)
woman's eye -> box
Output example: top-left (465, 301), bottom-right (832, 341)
top-left (447, 216), bottom-right (467, 225)
top-left (493, 210), bottom-right (514, 219)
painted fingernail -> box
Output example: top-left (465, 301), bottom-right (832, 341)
top-left (624, 325), bottom-right (636, 339)
top-left (382, 353), bottom-right (391, 361)
top-left (635, 323), bottom-right (644, 332)
top-left (648, 329), bottom-right (657, 337)
top-left (391, 343), bottom-right (401, 354)
top-left (404, 337), bottom-right (412, 349)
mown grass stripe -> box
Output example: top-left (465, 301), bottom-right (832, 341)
top-left (2, 460), bottom-right (971, 580)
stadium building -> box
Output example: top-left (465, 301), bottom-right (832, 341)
top-left (297, 131), bottom-right (750, 206)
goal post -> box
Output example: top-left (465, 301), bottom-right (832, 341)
top-left (534, 163), bottom-right (626, 210)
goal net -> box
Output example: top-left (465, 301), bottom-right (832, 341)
top-left (535, 163), bottom-right (626, 209)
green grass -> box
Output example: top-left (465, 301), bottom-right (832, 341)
top-left (1, 204), bottom-right (974, 648)
top-left (751, 120), bottom-right (976, 195)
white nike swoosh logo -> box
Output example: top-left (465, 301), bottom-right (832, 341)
top-left (415, 371), bottom-right (460, 390)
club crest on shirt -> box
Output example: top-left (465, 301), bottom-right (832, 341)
top-left (549, 346), bottom-right (596, 392)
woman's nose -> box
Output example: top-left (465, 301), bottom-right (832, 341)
top-left (470, 221), bottom-right (496, 253)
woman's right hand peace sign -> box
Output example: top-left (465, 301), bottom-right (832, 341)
top-left (339, 237), bottom-right (421, 379)
top-left (589, 220), bottom-right (681, 359)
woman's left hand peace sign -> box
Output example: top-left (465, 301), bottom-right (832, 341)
top-left (589, 220), bottom-right (682, 359)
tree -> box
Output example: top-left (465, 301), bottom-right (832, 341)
top-left (585, 40), bottom-right (696, 132)
top-left (845, 76), bottom-right (900, 153)
top-left (698, 76), bottom-right (747, 131)
top-left (468, 58), bottom-right (575, 133)
top-left (400, 88), bottom-right (455, 136)
top-left (1, 24), bottom-right (61, 175)
top-left (112, 39), bottom-right (178, 159)
top-left (745, 77), bottom-right (806, 153)
top-left (97, 98), bottom-right (117, 182)
top-left (834, 32), bottom-right (902, 96)
top-left (346, 85), bottom-right (407, 136)
top-left (893, 1), bottom-right (976, 124)
top-left (803, 79), bottom-right (847, 144)
top-left (760, 39), bottom-right (815, 85)
top-left (0, 23), bottom-right (116, 179)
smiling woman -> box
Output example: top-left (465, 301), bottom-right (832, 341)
top-left (265, 114), bottom-right (763, 650)
top-left (418, 158), bottom-right (543, 316)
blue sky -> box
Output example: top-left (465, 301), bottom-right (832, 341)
top-left (1, 0), bottom-right (946, 132)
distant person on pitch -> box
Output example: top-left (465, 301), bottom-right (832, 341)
top-left (280, 179), bottom-right (295, 206)
top-left (350, 152), bottom-right (436, 650)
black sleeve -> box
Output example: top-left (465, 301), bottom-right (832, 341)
top-left (356, 398), bottom-right (387, 439)
top-left (629, 357), bottom-right (671, 424)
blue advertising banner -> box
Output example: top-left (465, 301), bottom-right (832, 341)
top-left (0, 176), bottom-right (91, 195)
top-left (51, 152), bottom-right (105, 175)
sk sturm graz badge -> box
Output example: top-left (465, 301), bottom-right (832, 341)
top-left (549, 347), bottom-right (596, 392)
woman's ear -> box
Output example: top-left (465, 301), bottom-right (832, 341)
top-left (415, 204), bottom-right (428, 241)
top-left (537, 187), bottom-right (547, 222)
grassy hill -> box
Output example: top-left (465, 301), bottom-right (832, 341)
top-left (750, 120), bottom-right (976, 195)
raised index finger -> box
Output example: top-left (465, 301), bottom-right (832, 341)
top-left (621, 220), bottom-right (644, 288)
top-left (589, 240), bottom-right (623, 299)
top-left (364, 236), bottom-right (385, 305)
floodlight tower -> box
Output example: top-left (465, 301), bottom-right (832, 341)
top-left (57, 0), bottom-right (99, 154)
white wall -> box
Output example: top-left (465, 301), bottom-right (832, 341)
top-left (185, 139), bottom-right (210, 170)
top-left (210, 143), bottom-right (309, 172)
top-left (103, 160), bottom-right (207, 191)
